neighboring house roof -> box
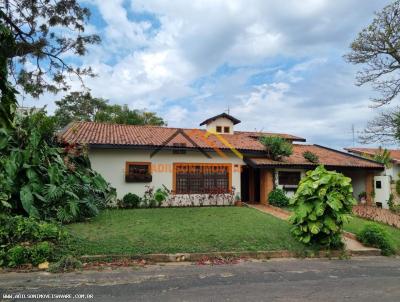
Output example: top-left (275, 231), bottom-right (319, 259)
top-left (345, 147), bottom-right (400, 164)
top-left (246, 144), bottom-right (384, 169)
top-left (199, 113), bottom-right (241, 126)
top-left (59, 121), bottom-right (304, 152)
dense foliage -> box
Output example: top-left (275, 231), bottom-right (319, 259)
top-left (303, 151), bottom-right (319, 164)
top-left (53, 91), bottom-right (166, 127)
top-left (289, 166), bottom-right (356, 248)
top-left (0, 112), bottom-right (115, 223)
top-left (259, 136), bottom-right (293, 161)
top-left (1, 0), bottom-right (100, 97)
top-left (0, 215), bottom-right (70, 267)
top-left (356, 224), bottom-right (396, 256)
top-left (0, 22), bottom-right (18, 129)
top-left (268, 189), bottom-right (290, 208)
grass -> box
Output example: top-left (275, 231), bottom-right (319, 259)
top-left (344, 216), bottom-right (400, 254)
top-left (66, 207), bottom-right (308, 255)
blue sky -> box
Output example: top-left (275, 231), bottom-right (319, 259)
top-left (23, 0), bottom-right (397, 149)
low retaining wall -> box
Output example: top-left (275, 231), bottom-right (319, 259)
top-left (162, 194), bottom-right (235, 207)
top-left (353, 205), bottom-right (400, 228)
top-left (80, 248), bottom-right (381, 264)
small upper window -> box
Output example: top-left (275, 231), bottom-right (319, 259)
top-left (224, 126), bottom-right (230, 133)
top-left (216, 126), bottom-right (222, 133)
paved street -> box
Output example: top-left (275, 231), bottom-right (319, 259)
top-left (1, 257), bottom-right (400, 301)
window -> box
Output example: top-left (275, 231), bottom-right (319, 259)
top-left (375, 180), bottom-right (382, 189)
top-left (173, 143), bottom-right (187, 154)
top-left (125, 162), bottom-right (152, 182)
top-left (174, 163), bottom-right (231, 194)
top-left (224, 126), bottom-right (230, 133)
top-left (278, 171), bottom-right (301, 187)
top-left (216, 126), bottom-right (222, 133)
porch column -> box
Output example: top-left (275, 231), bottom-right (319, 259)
top-left (365, 172), bottom-right (374, 206)
top-left (260, 169), bottom-right (274, 205)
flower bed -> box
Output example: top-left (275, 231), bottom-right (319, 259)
top-left (353, 205), bottom-right (400, 228)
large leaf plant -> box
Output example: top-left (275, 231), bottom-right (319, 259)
top-left (0, 111), bottom-right (115, 223)
top-left (289, 165), bottom-right (356, 248)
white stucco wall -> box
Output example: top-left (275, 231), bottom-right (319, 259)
top-left (205, 117), bottom-right (235, 134)
top-left (382, 164), bottom-right (400, 181)
top-left (89, 148), bottom-right (244, 201)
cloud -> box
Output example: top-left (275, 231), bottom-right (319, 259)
top-left (22, 0), bottom-right (395, 148)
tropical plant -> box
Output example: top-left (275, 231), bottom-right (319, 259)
top-left (356, 224), bottom-right (395, 256)
top-left (303, 151), bottom-right (319, 164)
top-left (373, 147), bottom-right (392, 168)
top-left (268, 189), bottom-right (290, 208)
top-left (289, 166), bottom-right (357, 248)
top-left (0, 112), bottom-right (116, 223)
top-left (259, 136), bottom-right (293, 161)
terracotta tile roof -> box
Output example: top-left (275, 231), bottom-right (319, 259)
top-left (345, 147), bottom-right (400, 164)
top-left (59, 121), bottom-right (304, 152)
top-left (247, 144), bottom-right (383, 169)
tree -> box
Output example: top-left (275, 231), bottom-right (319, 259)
top-left (0, 21), bottom-right (18, 129)
top-left (53, 92), bottom-right (166, 127)
top-left (0, 0), bottom-right (100, 98)
top-left (345, 1), bottom-right (400, 106)
top-left (359, 107), bottom-right (400, 144)
top-left (54, 91), bottom-right (108, 127)
top-left (94, 104), bottom-right (166, 126)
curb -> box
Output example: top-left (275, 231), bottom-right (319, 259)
top-left (80, 248), bottom-right (381, 263)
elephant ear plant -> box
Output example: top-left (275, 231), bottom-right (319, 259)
top-left (288, 166), bottom-right (356, 248)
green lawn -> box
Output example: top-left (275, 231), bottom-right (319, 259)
top-left (344, 216), bottom-right (400, 253)
top-left (67, 207), bottom-right (307, 255)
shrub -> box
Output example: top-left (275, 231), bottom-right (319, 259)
top-left (30, 241), bottom-right (54, 266)
top-left (259, 136), bottom-right (293, 160)
top-left (0, 215), bottom-right (70, 268)
top-left (303, 151), bottom-right (319, 163)
top-left (48, 255), bottom-right (82, 273)
top-left (289, 165), bottom-right (356, 248)
top-left (268, 189), bottom-right (290, 208)
top-left (356, 224), bottom-right (395, 256)
top-left (121, 193), bottom-right (141, 208)
top-left (7, 245), bottom-right (29, 267)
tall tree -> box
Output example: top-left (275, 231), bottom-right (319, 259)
top-left (54, 92), bottom-right (166, 127)
top-left (345, 1), bottom-right (400, 107)
top-left (0, 0), bottom-right (100, 124)
top-left (54, 91), bottom-right (108, 127)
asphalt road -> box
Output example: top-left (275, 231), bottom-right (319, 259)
top-left (1, 257), bottom-right (400, 302)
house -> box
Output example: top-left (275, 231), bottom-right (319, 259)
top-left (60, 113), bottom-right (384, 206)
top-left (345, 147), bottom-right (400, 208)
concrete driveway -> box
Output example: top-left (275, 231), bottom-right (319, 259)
top-left (1, 257), bottom-right (400, 301)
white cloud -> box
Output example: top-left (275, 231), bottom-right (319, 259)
top-left (22, 0), bottom-right (395, 148)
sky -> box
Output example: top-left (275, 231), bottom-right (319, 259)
top-left (22, 0), bottom-right (397, 149)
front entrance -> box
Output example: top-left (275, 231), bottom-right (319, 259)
top-left (241, 166), bottom-right (260, 203)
